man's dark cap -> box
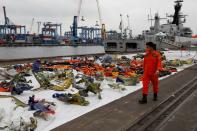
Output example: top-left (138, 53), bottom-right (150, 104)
top-left (146, 42), bottom-right (155, 48)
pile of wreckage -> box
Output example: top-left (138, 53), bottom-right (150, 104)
top-left (0, 51), bottom-right (194, 130)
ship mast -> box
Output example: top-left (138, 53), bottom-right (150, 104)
top-left (171, 0), bottom-right (188, 30)
top-left (127, 15), bottom-right (132, 38)
top-left (172, 0), bottom-right (183, 26)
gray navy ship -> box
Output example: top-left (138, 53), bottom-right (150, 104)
top-left (104, 0), bottom-right (193, 52)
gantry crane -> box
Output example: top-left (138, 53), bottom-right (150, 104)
top-left (77, 0), bottom-right (102, 25)
top-left (1, 6), bottom-right (26, 43)
top-left (76, 0), bottom-right (106, 39)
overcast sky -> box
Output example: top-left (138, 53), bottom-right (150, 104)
top-left (0, 0), bottom-right (197, 35)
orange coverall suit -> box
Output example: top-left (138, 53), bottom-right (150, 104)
top-left (142, 50), bottom-right (162, 95)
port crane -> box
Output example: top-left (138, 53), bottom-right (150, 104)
top-left (0, 6), bottom-right (26, 43)
top-left (76, 0), bottom-right (106, 39)
top-left (77, 0), bottom-right (103, 25)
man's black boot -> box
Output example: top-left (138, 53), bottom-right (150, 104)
top-left (139, 94), bottom-right (147, 104)
top-left (153, 93), bottom-right (158, 101)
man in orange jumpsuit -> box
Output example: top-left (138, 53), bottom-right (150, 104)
top-left (139, 42), bottom-right (162, 104)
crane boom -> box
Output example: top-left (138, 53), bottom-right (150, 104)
top-left (77, 0), bottom-right (83, 22)
top-left (29, 18), bottom-right (34, 34)
top-left (96, 0), bottom-right (102, 26)
top-left (3, 6), bottom-right (8, 25)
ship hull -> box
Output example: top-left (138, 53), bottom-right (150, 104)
top-left (104, 39), bottom-right (145, 52)
top-left (0, 45), bottom-right (105, 61)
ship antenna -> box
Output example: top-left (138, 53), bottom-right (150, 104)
top-left (150, 8), bottom-right (153, 26)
